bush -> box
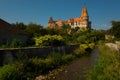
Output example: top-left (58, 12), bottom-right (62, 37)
top-left (49, 52), bottom-right (62, 67)
top-left (0, 45), bottom-right (8, 48)
top-left (0, 64), bottom-right (22, 80)
top-left (88, 43), bottom-right (95, 49)
top-left (22, 59), bottom-right (46, 78)
top-left (62, 54), bottom-right (76, 64)
top-left (34, 35), bottom-right (65, 46)
top-left (74, 43), bottom-right (95, 57)
top-left (10, 38), bottom-right (23, 48)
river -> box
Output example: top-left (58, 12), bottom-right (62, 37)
top-left (50, 46), bottom-right (99, 80)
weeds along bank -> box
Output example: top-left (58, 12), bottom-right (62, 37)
top-left (87, 44), bottom-right (120, 80)
top-left (0, 43), bottom-right (95, 80)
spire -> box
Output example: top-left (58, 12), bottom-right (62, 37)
top-left (81, 5), bottom-right (88, 17)
top-left (48, 16), bottom-right (54, 23)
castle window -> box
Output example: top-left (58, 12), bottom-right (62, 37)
top-left (76, 22), bottom-right (77, 25)
top-left (71, 22), bottom-right (74, 25)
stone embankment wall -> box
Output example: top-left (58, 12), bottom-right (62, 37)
top-left (0, 44), bottom-right (79, 66)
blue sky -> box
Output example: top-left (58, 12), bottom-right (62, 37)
top-left (0, 0), bottom-right (120, 30)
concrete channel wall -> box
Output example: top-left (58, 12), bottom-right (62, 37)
top-left (0, 44), bottom-right (79, 66)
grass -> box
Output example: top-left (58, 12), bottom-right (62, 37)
top-left (87, 44), bottom-right (120, 80)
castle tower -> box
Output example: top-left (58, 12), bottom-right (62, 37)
top-left (80, 5), bottom-right (91, 29)
top-left (81, 5), bottom-right (89, 21)
top-left (48, 17), bottom-right (56, 28)
top-left (48, 17), bottom-right (54, 23)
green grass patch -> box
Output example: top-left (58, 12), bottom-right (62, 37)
top-left (87, 44), bottom-right (120, 80)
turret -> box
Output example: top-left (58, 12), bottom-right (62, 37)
top-left (48, 16), bottom-right (54, 23)
top-left (81, 5), bottom-right (89, 21)
top-left (48, 16), bottom-right (56, 28)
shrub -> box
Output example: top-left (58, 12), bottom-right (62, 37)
top-left (0, 64), bottom-right (22, 80)
top-left (0, 45), bottom-right (8, 48)
top-left (49, 52), bottom-right (62, 67)
top-left (80, 44), bottom-right (89, 49)
top-left (77, 35), bottom-right (87, 44)
top-left (88, 43), bottom-right (95, 49)
top-left (62, 54), bottom-right (76, 64)
top-left (10, 38), bottom-right (23, 48)
top-left (74, 43), bottom-right (95, 57)
top-left (34, 35), bottom-right (65, 46)
top-left (21, 59), bottom-right (46, 78)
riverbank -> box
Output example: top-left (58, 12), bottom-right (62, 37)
top-left (87, 44), bottom-right (120, 80)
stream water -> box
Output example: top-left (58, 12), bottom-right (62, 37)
top-left (50, 46), bottom-right (99, 80)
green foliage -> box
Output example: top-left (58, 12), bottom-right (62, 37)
top-left (88, 43), bottom-right (95, 49)
top-left (77, 35), bottom-right (87, 43)
top-left (69, 29), bottom-right (105, 44)
top-left (0, 64), bottom-right (22, 80)
top-left (0, 45), bottom-right (8, 48)
top-left (46, 24), bottom-right (71, 36)
top-left (10, 38), bottom-right (23, 48)
top-left (26, 22), bottom-right (43, 37)
top-left (34, 35), bottom-right (65, 46)
top-left (49, 52), bottom-right (62, 67)
top-left (22, 59), bottom-right (47, 78)
top-left (107, 21), bottom-right (120, 39)
top-left (0, 52), bottom-right (68, 79)
top-left (12, 22), bottom-right (27, 30)
top-left (62, 54), bottom-right (76, 64)
top-left (87, 45), bottom-right (120, 80)
top-left (74, 43), bottom-right (95, 57)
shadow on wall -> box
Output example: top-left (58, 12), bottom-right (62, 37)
top-left (0, 44), bottom-right (79, 66)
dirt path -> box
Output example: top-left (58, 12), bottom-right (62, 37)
top-left (35, 47), bottom-right (99, 80)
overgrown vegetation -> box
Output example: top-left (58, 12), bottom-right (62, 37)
top-left (106, 21), bottom-right (120, 42)
top-left (10, 38), bottom-right (23, 48)
top-left (87, 45), bottom-right (120, 80)
top-left (107, 21), bottom-right (120, 38)
top-left (0, 43), bottom-right (95, 80)
top-left (34, 35), bottom-right (65, 46)
top-left (0, 38), bottom-right (24, 48)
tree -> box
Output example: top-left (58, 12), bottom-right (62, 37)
top-left (12, 22), bottom-right (26, 30)
top-left (26, 22), bottom-right (43, 37)
top-left (107, 21), bottom-right (120, 39)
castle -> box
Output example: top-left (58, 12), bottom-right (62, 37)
top-left (48, 5), bottom-right (91, 29)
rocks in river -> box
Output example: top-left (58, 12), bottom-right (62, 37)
top-left (35, 68), bottom-right (64, 80)
top-left (35, 76), bottom-right (46, 80)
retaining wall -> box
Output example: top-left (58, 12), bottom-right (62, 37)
top-left (0, 44), bottom-right (79, 66)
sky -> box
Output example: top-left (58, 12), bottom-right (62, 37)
top-left (0, 0), bottom-right (120, 30)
